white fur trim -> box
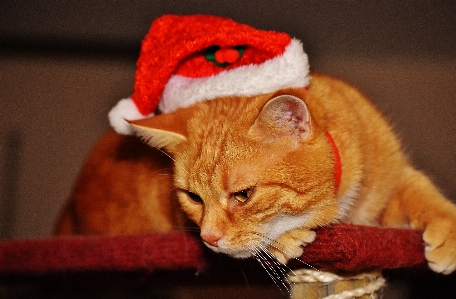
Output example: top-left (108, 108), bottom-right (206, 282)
top-left (108, 98), bottom-right (154, 135)
top-left (159, 39), bottom-right (310, 113)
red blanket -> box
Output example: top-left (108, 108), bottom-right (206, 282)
top-left (0, 224), bottom-right (426, 278)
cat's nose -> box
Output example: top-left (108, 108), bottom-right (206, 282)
top-left (201, 233), bottom-right (221, 247)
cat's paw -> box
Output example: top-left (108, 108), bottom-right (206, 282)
top-left (269, 229), bottom-right (316, 264)
top-left (423, 219), bottom-right (456, 274)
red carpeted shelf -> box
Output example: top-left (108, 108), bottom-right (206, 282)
top-left (0, 224), bottom-right (426, 278)
top-left (294, 224), bottom-right (426, 271)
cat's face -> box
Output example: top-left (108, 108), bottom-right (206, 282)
top-left (131, 89), bottom-right (339, 258)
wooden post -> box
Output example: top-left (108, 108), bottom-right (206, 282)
top-left (288, 269), bottom-right (385, 299)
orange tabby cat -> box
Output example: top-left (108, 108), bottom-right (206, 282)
top-left (56, 74), bottom-right (456, 274)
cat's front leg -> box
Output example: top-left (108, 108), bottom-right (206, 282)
top-left (382, 168), bottom-right (456, 274)
top-left (422, 218), bottom-right (456, 274)
top-left (269, 228), bottom-right (316, 264)
top-left (405, 178), bottom-right (456, 274)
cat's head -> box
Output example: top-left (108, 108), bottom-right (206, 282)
top-left (130, 89), bottom-right (339, 258)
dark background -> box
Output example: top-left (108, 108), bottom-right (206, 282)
top-left (0, 1), bottom-right (455, 298)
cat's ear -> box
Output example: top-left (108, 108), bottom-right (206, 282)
top-left (129, 112), bottom-right (189, 152)
top-left (249, 94), bottom-right (311, 145)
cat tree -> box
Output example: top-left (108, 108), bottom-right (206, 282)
top-left (0, 15), bottom-right (439, 298)
top-left (0, 224), bottom-right (427, 298)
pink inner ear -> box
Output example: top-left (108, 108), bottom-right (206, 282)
top-left (280, 103), bottom-right (311, 139)
top-left (265, 95), bottom-right (311, 140)
top-left (249, 94), bottom-right (312, 144)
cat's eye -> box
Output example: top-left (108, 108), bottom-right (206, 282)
top-left (232, 188), bottom-right (254, 203)
top-left (186, 191), bottom-right (203, 203)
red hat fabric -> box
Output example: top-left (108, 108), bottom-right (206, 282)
top-left (109, 14), bottom-right (310, 134)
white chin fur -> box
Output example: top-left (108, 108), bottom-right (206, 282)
top-left (262, 214), bottom-right (309, 241)
top-left (206, 214), bottom-right (309, 259)
top-left (209, 239), bottom-right (258, 259)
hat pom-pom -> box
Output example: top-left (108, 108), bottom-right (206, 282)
top-left (108, 98), bottom-right (153, 135)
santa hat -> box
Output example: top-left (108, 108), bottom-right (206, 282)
top-left (109, 14), bottom-right (310, 134)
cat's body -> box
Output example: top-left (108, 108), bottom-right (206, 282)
top-left (56, 131), bottom-right (188, 235)
top-left (57, 74), bottom-right (456, 274)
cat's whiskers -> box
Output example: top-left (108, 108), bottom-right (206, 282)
top-left (252, 232), bottom-right (353, 298)
top-left (150, 146), bottom-right (190, 176)
top-left (257, 232), bottom-right (318, 270)
top-left (263, 243), bottom-right (318, 294)
top-left (271, 243), bottom-right (316, 270)
top-left (253, 244), bottom-right (324, 299)
top-left (156, 173), bottom-right (172, 177)
top-left (154, 146), bottom-right (176, 163)
top-left (249, 245), bottom-right (293, 298)
top-left (240, 269), bottom-right (251, 291)
top-left (267, 235), bottom-right (355, 297)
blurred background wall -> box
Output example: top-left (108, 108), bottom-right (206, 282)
top-left (0, 0), bottom-right (455, 240)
